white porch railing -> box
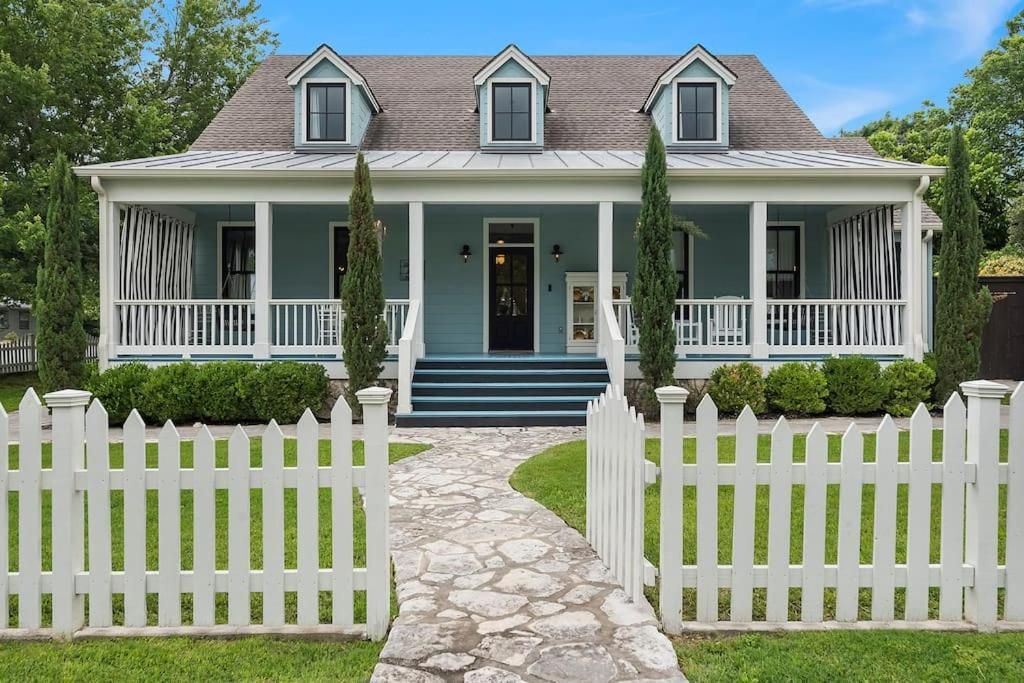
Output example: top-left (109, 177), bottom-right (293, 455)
top-left (614, 298), bottom-right (753, 355)
top-left (767, 299), bottom-right (905, 354)
top-left (114, 299), bottom-right (410, 356)
top-left (115, 299), bottom-right (256, 355)
top-left (397, 299), bottom-right (423, 414)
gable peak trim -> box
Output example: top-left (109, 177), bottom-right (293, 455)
top-left (285, 43), bottom-right (382, 113)
top-left (473, 43), bottom-right (551, 88)
top-left (641, 44), bottom-right (737, 113)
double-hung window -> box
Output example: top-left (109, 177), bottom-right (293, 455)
top-left (677, 83), bottom-right (717, 142)
top-left (491, 83), bottom-right (532, 142)
top-left (307, 83), bottom-right (346, 142)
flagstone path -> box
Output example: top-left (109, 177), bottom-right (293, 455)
top-left (371, 426), bottom-right (684, 683)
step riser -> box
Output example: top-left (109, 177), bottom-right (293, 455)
top-left (416, 360), bottom-right (606, 371)
top-left (396, 414), bottom-right (587, 428)
top-left (413, 399), bottom-right (591, 413)
top-left (413, 385), bottom-right (605, 397)
top-left (414, 372), bottom-right (610, 384)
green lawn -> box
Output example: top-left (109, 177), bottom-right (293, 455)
top-left (674, 630), bottom-right (1024, 682)
top-left (1, 437), bottom-right (430, 682)
top-left (511, 430), bottom-right (1012, 621)
top-left (0, 372), bottom-right (37, 413)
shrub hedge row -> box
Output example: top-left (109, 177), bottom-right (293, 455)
top-left (88, 361), bottom-right (329, 424)
top-left (706, 357), bottom-right (936, 417)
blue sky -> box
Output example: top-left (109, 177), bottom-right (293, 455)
top-left (259, 0), bottom-right (1023, 135)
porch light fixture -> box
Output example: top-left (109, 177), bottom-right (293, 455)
top-left (460, 244), bottom-right (472, 262)
top-left (551, 244), bottom-right (563, 262)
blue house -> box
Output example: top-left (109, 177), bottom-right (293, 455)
top-left (76, 43), bottom-right (943, 425)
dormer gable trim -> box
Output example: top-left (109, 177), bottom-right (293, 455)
top-left (641, 44), bottom-right (736, 113)
top-left (473, 43), bottom-right (550, 108)
top-left (286, 43), bottom-right (381, 113)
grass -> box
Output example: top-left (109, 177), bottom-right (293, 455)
top-left (0, 637), bottom-right (385, 682)
top-left (674, 630), bottom-right (1024, 682)
top-left (0, 372), bottom-right (37, 413)
top-left (0, 437), bottom-right (430, 682)
top-left (511, 430), bottom-right (1012, 623)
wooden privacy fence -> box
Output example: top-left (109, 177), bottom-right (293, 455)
top-left (587, 380), bottom-right (1024, 632)
top-left (0, 335), bottom-right (98, 375)
top-left (0, 385), bottom-right (393, 641)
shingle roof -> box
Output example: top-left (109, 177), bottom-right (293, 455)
top-left (192, 54), bottom-right (835, 152)
top-left (832, 136), bottom-right (879, 156)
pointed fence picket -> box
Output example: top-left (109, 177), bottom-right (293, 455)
top-left (588, 378), bottom-right (1024, 632)
top-left (0, 386), bottom-right (392, 641)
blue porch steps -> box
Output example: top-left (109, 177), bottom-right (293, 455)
top-left (395, 355), bottom-right (609, 427)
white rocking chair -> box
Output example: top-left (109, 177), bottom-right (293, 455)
top-left (709, 296), bottom-right (746, 346)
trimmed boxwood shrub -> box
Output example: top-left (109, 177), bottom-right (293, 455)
top-left (138, 362), bottom-right (199, 423)
top-left (242, 361), bottom-right (329, 423)
top-left (823, 355), bottom-right (884, 415)
top-left (87, 362), bottom-right (151, 423)
top-left (881, 359), bottom-right (936, 417)
top-left (194, 361), bottom-right (257, 423)
top-left (708, 362), bottom-right (766, 415)
top-left (766, 362), bottom-right (828, 415)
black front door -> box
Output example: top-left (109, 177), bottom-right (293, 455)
top-left (489, 247), bottom-right (534, 351)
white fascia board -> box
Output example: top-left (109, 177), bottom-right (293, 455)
top-left (286, 45), bottom-right (381, 113)
top-left (642, 45), bottom-right (737, 113)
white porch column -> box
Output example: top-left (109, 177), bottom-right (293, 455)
top-left (254, 202), bottom-right (272, 358)
top-left (597, 201), bottom-right (614, 351)
top-left (749, 201), bottom-right (769, 358)
top-left (95, 185), bottom-right (120, 370)
top-left (900, 199), bottom-right (921, 360)
top-left (408, 202), bottom-right (425, 357)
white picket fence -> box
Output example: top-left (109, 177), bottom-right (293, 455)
top-left (0, 335), bottom-right (99, 375)
top-left (0, 385), bottom-right (393, 640)
top-left (587, 380), bottom-right (1024, 632)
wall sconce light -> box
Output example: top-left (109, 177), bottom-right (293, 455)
top-left (460, 244), bottom-right (472, 263)
top-left (551, 244), bottom-right (563, 262)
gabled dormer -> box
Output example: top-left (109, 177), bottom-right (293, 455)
top-left (473, 44), bottom-right (550, 153)
top-left (286, 44), bottom-right (381, 152)
top-left (642, 44), bottom-right (737, 152)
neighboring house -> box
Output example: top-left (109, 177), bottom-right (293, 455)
top-left (0, 301), bottom-right (35, 340)
top-left (75, 43), bottom-right (944, 426)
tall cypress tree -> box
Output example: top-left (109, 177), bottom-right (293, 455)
top-left (934, 126), bottom-right (992, 399)
top-left (633, 127), bottom-right (677, 409)
top-left (341, 153), bottom-right (388, 415)
top-left (35, 152), bottom-right (88, 392)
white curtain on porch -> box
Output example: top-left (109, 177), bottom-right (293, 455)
top-left (118, 206), bottom-right (195, 346)
top-left (829, 205), bottom-right (901, 343)
top-left (118, 206), bottom-right (195, 300)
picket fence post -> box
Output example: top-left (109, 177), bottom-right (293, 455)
top-left (962, 379), bottom-right (1009, 629)
top-left (45, 389), bottom-right (91, 638)
top-left (358, 386), bottom-right (393, 641)
top-left (655, 385), bottom-right (687, 635)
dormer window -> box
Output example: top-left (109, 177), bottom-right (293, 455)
top-left (306, 83), bottom-right (346, 142)
top-left (491, 82), bottom-right (532, 142)
top-left (676, 82), bottom-right (717, 142)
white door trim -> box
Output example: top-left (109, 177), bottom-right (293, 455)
top-left (482, 217), bottom-right (541, 353)
top-left (766, 220), bottom-right (806, 299)
top-left (216, 220), bottom-right (256, 300)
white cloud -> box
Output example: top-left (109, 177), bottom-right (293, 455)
top-left (796, 77), bottom-right (897, 133)
top-left (806, 0), bottom-right (1016, 57)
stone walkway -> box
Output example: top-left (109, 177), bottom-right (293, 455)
top-left (372, 427), bottom-right (684, 683)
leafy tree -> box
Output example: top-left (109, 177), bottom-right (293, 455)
top-left (1008, 191), bottom-right (1024, 250)
top-left (35, 153), bottom-right (88, 392)
top-left (142, 0), bottom-right (279, 151)
top-left (633, 127), bottom-right (677, 410)
top-left (934, 128), bottom-right (992, 400)
top-left (340, 154), bottom-right (388, 416)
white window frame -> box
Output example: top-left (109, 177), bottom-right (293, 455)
top-left (486, 78), bottom-right (537, 145)
top-left (300, 78), bottom-right (352, 146)
top-left (482, 217), bottom-right (541, 352)
top-left (328, 221), bottom-right (350, 297)
top-left (216, 220), bottom-right (257, 300)
top-left (672, 78), bottom-right (722, 145)
top-left (766, 220), bottom-right (806, 299)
